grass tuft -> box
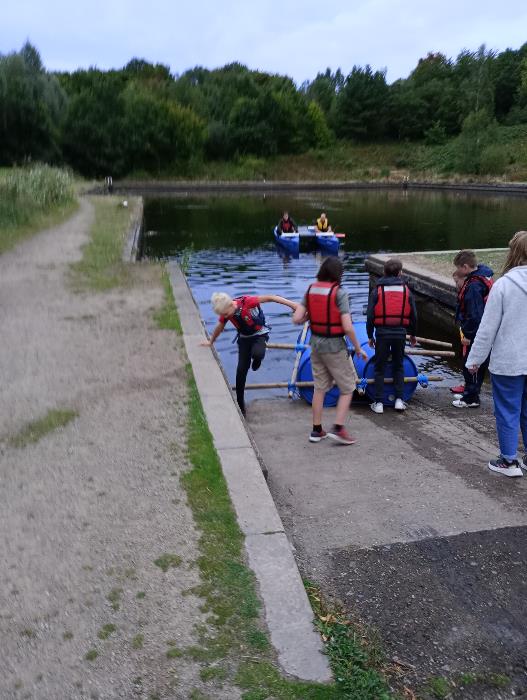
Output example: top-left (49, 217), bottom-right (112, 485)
top-left (132, 633), bottom-right (144, 649)
top-left (107, 588), bottom-right (123, 611)
top-left (98, 623), bottom-right (117, 640)
top-left (154, 553), bottom-right (182, 572)
top-left (84, 649), bottom-right (98, 661)
top-left (8, 409), bottom-right (77, 448)
top-left (153, 266), bottom-right (182, 332)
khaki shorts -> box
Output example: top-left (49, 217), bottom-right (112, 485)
top-left (310, 348), bottom-right (358, 394)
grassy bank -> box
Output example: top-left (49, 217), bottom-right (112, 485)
top-left (127, 125), bottom-right (527, 183)
top-left (0, 165), bottom-right (77, 254)
top-left (400, 249), bottom-right (508, 280)
top-left (70, 197), bottom-right (135, 291)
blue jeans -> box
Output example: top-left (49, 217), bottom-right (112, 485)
top-left (491, 373), bottom-right (527, 460)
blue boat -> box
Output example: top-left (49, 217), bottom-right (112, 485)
top-left (274, 225), bottom-right (340, 257)
top-left (312, 230), bottom-right (340, 256)
top-left (273, 226), bottom-right (299, 257)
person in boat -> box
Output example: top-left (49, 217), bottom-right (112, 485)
top-left (465, 231), bottom-right (527, 478)
top-left (315, 212), bottom-right (332, 233)
top-left (293, 256), bottom-right (367, 445)
top-left (202, 292), bottom-right (297, 416)
top-left (277, 211), bottom-right (298, 234)
top-left (452, 250), bottom-right (494, 409)
top-left (366, 258), bottom-right (417, 414)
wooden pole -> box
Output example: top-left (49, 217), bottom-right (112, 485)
top-left (235, 376), bottom-right (444, 390)
top-left (405, 349), bottom-right (455, 358)
top-left (288, 322), bottom-right (309, 398)
top-left (408, 335), bottom-right (453, 348)
top-left (266, 342), bottom-right (454, 358)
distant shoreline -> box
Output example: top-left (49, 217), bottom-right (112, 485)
top-left (100, 179), bottom-right (527, 196)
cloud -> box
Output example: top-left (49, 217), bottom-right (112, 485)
top-left (1, 0), bottom-right (526, 82)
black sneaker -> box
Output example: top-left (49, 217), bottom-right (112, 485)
top-left (488, 456), bottom-right (523, 478)
top-left (251, 358), bottom-right (262, 371)
top-left (309, 429), bottom-right (327, 443)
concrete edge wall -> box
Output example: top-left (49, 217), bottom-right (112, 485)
top-left (91, 180), bottom-right (527, 196)
top-left (122, 197), bottom-right (144, 262)
top-left (167, 261), bottom-right (332, 683)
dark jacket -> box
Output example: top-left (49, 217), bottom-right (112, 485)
top-left (277, 217), bottom-right (298, 233)
top-left (366, 276), bottom-right (418, 339)
top-left (455, 264), bottom-right (494, 340)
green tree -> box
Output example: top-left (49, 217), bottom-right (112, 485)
top-left (333, 65), bottom-right (389, 139)
top-left (0, 42), bottom-right (66, 164)
top-left (121, 83), bottom-right (205, 173)
top-left (454, 108), bottom-right (498, 173)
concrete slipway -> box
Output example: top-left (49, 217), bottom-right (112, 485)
top-left (170, 260), bottom-right (527, 697)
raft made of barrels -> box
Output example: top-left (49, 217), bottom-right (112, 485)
top-left (296, 321), bottom-right (421, 407)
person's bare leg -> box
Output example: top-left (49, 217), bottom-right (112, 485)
top-left (312, 389), bottom-right (325, 426)
top-left (335, 393), bottom-right (352, 425)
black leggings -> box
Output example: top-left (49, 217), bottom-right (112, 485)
top-left (236, 334), bottom-right (268, 413)
top-left (374, 336), bottom-right (406, 401)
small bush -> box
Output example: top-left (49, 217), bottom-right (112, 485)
top-left (480, 144), bottom-right (508, 175)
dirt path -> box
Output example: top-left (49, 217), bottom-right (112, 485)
top-left (0, 200), bottom-right (239, 699)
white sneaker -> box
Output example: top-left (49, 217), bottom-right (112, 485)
top-left (370, 402), bottom-right (383, 414)
top-left (488, 456), bottom-right (523, 478)
top-left (394, 398), bottom-right (407, 411)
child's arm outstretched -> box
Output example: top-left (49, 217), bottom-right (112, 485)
top-left (257, 294), bottom-right (298, 311)
top-left (200, 320), bottom-right (226, 347)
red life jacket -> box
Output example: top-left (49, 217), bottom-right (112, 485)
top-left (281, 218), bottom-right (294, 232)
top-left (228, 296), bottom-right (266, 336)
top-left (373, 283), bottom-right (412, 327)
top-left (457, 275), bottom-right (493, 315)
top-left (305, 281), bottom-right (344, 337)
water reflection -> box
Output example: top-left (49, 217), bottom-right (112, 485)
top-left (142, 190), bottom-right (527, 399)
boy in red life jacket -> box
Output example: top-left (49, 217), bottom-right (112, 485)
top-left (277, 211), bottom-right (298, 234)
top-left (293, 257), bottom-right (368, 445)
top-left (366, 258), bottom-right (418, 414)
top-left (201, 292), bottom-right (297, 416)
top-left (452, 249), bottom-right (493, 408)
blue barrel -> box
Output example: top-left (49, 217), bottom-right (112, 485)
top-left (295, 321), bottom-right (418, 407)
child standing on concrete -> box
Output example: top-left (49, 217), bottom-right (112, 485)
top-left (366, 259), bottom-right (418, 413)
top-left (452, 250), bottom-right (493, 408)
top-left (293, 257), bottom-right (367, 445)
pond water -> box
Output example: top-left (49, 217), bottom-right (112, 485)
top-left (142, 189), bottom-right (527, 399)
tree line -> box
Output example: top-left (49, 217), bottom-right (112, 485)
top-left (1, 41), bottom-right (526, 177)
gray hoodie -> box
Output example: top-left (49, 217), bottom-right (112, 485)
top-left (466, 265), bottom-right (527, 376)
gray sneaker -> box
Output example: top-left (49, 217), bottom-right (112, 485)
top-left (520, 454), bottom-right (527, 470)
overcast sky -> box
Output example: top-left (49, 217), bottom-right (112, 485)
top-left (2, 0), bottom-right (526, 84)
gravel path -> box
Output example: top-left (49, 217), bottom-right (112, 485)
top-left (0, 199), bottom-right (239, 699)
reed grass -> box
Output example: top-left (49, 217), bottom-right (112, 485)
top-left (0, 165), bottom-right (76, 254)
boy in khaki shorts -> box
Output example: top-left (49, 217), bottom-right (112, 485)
top-left (293, 257), bottom-right (367, 444)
